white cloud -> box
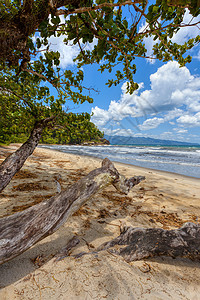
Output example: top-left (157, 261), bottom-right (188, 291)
top-left (159, 131), bottom-right (187, 141)
top-left (46, 35), bottom-right (97, 69)
top-left (171, 9), bottom-right (200, 44)
top-left (47, 35), bottom-right (80, 68)
top-left (37, 15), bottom-right (97, 69)
top-left (103, 127), bottom-right (194, 142)
top-left (164, 109), bottom-right (183, 121)
top-left (91, 83), bottom-right (144, 127)
top-left (92, 61), bottom-right (200, 130)
top-left (177, 112), bottom-right (200, 127)
top-left (138, 108), bottom-right (183, 131)
top-left (103, 128), bottom-right (136, 136)
top-left (173, 128), bottom-right (188, 134)
top-left (91, 106), bottom-right (111, 127)
top-left (139, 22), bottom-right (157, 63)
top-left (139, 117), bottom-right (164, 130)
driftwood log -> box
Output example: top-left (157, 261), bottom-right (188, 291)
top-left (0, 117), bottom-right (54, 193)
top-left (89, 222), bottom-right (200, 262)
top-left (0, 158), bottom-right (145, 265)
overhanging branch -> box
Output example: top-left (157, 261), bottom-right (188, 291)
top-left (55, 1), bottom-right (146, 16)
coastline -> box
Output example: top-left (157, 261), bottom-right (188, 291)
top-left (0, 144), bottom-right (200, 299)
top-left (39, 144), bottom-right (200, 181)
top-left (39, 143), bottom-right (200, 179)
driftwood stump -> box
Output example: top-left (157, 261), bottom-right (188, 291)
top-left (92, 222), bottom-right (200, 262)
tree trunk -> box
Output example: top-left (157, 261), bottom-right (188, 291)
top-left (94, 222), bottom-right (200, 262)
top-left (0, 158), bottom-right (145, 265)
top-left (0, 0), bottom-right (82, 65)
top-left (0, 117), bottom-right (53, 193)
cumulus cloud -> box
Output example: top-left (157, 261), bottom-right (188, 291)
top-left (103, 128), bottom-right (136, 136)
top-left (159, 131), bottom-right (187, 141)
top-left (173, 128), bottom-right (188, 134)
top-left (45, 35), bottom-right (97, 69)
top-left (177, 112), bottom-right (200, 127)
top-left (138, 117), bottom-right (164, 130)
top-left (92, 61), bottom-right (200, 130)
top-left (137, 108), bottom-right (183, 131)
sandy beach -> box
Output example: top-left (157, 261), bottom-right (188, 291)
top-left (0, 144), bottom-right (200, 300)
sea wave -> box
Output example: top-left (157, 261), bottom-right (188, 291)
top-left (39, 144), bottom-right (200, 178)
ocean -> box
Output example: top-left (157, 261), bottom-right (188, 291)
top-left (39, 144), bottom-right (200, 178)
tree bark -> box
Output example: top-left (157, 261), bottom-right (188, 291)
top-left (0, 158), bottom-right (145, 265)
top-left (95, 222), bottom-right (200, 262)
top-left (0, 0), bottom-right (82, 65)
top-left (0, 117), bottom-right (53, 193)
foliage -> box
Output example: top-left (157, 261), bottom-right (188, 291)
top-left (1, 1), bottom-right (200, 94)
top-left (0, 94), bottom-right (103, 145)
top-left (41, 112), bottom-right (104, 144)
top-left (0, 85), bottom-right (33, 144)
top-left (0, 0), bottom-right (199, 141)
top-left (0, 66), bottom-right (103, 144)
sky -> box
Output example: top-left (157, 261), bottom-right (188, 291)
top-left (45, 9), bottom-right (200, 144)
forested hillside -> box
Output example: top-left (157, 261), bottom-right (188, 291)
top-left (41, 112), bottom-right (104, 145)
top-left (0, 97), bottom-right (104, 145)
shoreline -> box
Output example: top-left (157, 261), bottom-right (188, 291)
top-left (0, 144), bottom-right (200, 299)
top-left (39, 144), bottom-right (200, 182)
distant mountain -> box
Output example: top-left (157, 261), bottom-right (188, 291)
top-left (104, 135), bottom-right (200, 146)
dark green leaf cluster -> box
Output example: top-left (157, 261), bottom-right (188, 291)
top-left (41, 112), bottom-right (104, 145)
top-left (1, 0), bottom-right (199, 96)
top-left (0, 0), bottom-right (199, 144)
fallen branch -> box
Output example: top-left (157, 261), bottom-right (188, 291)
top-left (0, 158), bottom-right (145, 265)
top-left (93, 222), bottom-right (200, 262)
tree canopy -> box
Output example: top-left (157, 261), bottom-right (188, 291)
top-left (0, 0), bottom-right (200, 138)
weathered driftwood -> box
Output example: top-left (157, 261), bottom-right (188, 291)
top-left (0, 158), bottom-right (145, 265)
top-left (93, 222), bottom-right (200, 262)
top-left (0, 117), bottom-right (54, 193)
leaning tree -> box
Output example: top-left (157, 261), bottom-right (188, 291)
top-left (0, 0), bottom-right (200, 264)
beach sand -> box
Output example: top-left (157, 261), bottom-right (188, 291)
top-left (0, 144), bottom-right (200, 300)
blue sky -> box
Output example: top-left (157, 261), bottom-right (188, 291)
top-left (45, 9), bottom-right (200, 144)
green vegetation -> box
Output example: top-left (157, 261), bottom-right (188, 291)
top-left (39, 112), bottom-right (104, 145)
top-left (0, 98), bottom-right (104, 145)
top-left (0, 1), bottom-right (199, 145)
top-left (0, 66), bottom-right (103, 145)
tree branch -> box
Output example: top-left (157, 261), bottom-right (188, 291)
top-left (55, 1), bottom-right (146, 16)
top-left (0, 86), bottom-right (38, 116)
top-left (23, 68), bottom-right (58, 89)
top-left (0, 116), bottom-right (55, 193)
